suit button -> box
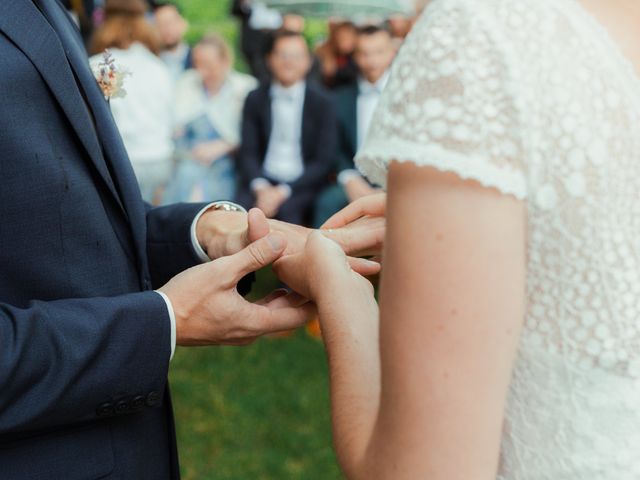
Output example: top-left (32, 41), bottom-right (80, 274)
top-left (131, 395), bottom-right (145, 411)
top-left (115, 400), bottom-right (130, 414)
top-left (96, 402), bottom-right (114, 417)
top-left (146, 391), bottom-right (160, 407)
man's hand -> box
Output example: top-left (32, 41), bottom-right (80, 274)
top-left (195, 209), bottom-right (250, 260)
top-left (196, 205), bottom-right (384, 268)
top-left (159, 231), bottom-right (315, 346)
top-left (255, 185), bottom-right (288, 218)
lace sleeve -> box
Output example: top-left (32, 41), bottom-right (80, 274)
top-left (356, 0), bottom-right (527, 199)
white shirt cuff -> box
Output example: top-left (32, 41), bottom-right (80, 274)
top-left (156, 291), bottom-right (177, 361)
top-left (251, 178), bottom-right (271, 192)
top-left (338, 169), bottom-right (361, 186)
top-left (277, 183), bottom-right (292, 199)
top-left (190, 203), bottom-right (218, 263)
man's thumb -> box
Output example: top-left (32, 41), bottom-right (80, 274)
top-left (230, 232), bottom-right (287, 283)
top-left (247, 208), bottom-right (270, 243)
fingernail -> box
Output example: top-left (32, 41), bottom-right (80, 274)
top-left (265, 289), bottom-right (289, 302)
top-left (267, 233), bottom-right (285, 251)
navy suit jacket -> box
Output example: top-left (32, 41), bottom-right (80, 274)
top-left (0, 1), bottom-right (207, 478)
top-left (235, 82), bottom-right (337, 207)
top-left (334, 83), bottom-right (359, 175)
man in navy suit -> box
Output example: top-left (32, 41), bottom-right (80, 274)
top-left (313, 25), bottom-right (395, 227)
top-left (0, 1), bottom-right (364, 478)
top-left (236, 30), bottom-right (337, 226)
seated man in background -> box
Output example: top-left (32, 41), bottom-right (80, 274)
top-left (236, 30), bottom-right (337, 226)
top-left (91, 0), bottom-right (174, 204)
top-left (313, 25), bottom-right (396, 227)
top-left (165, 33), bottom-right (257, 204)
top-left (154, 2), bottom-right (192, 84)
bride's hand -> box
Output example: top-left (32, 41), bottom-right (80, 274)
top-left (321, 193), bottom-right (387, 257)
top-left (322, 193), bottom-right (386, 229)
top-left (273, 232), bottom-right (378, 308)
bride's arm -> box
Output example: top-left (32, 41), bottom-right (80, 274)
top-left (314, 161), bottom-right (527, 480)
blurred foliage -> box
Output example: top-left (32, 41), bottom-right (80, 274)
top-left (174, 0), bottom-right (328, 72)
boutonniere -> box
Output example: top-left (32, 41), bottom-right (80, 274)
top-left (91, 50), bottom-right (130, 101)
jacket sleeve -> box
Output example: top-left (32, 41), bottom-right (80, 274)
top-left (0, 291), bottom-right (171, 437)
top-left (289, 95), bottom-right (338, 194)
top-left (237, 93), bottom-right (267, 189)
top-left (336, 96), bottom-right (356, 175)
top-left (146, 202), bottom-right (211, 288)
top-left (231, 0), bottom-right (251, 18)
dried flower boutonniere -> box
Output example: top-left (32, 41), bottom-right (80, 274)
top-left (91, 50), bottom-right (130, 101)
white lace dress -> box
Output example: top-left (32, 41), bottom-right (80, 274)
top-left (356, 0), bottom-right (640, 478)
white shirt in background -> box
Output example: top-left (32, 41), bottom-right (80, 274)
top-left (92, 43), bottom-right (174, 166)
top-left (160, 42), bottom-right (191, 85)
top-left (261, 81), bottom-right (306, 185)
top-left (338, 72), bottom-right (390, 186)
top-left (357, 71), bottom-right (390, 148)
top-left (174, 69), bottom-right (258, 146)
top-left (248, 2), bottom-right (282, 30)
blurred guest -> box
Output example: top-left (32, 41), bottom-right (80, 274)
top-left (231, 0), bottom-right (282, 83)
top-left (314, 25), bottom-right (395, 227)
top-left (61, 0), bottom-right (96, 46)
top-left (315, 20), bottom-right (358, 89)
top-left (282, 13), bottom-right (305, 33)
top-left (153, 2), bottom-right (192, 84)
top-left (236, 30), bottom-right (337, 225)
top-left (386, 14), bottom-right (413, 48)
top-left (91, 0), bottom-right (173, 204)
top-left (164, 34), bottom-right (258, 204)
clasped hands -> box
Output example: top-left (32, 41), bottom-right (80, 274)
top-left (158, 194), bottom-right (386, 348)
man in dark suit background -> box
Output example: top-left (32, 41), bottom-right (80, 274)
top-left (0, 1), bottom-right (321, 478)
top-left (153, 2), bottom-right (193, 84)
top-left (230, 0), bottom-right (275, 83)
top-left (313, 25), bottom-right (396, 227)
top-left (236, 30), bottom-right (337, 226)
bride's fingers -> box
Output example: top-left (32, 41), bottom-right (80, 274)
top-left (306, 233), bottom-right (376, 299)
top-left (272, 253), bottom-right (312, 299)
top-left (263, 291), bottom-right (310, 309)
top-left (324, 215), bottom-right (386, 257)
top-left (321, 193), bottom-right (387, 229)
top-left (348, 257), bottom-right (381, 276)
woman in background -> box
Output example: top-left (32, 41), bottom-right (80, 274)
top-left (90, 0), bottom-right (174, 204)
top-left (164, 33), bottom-right (257, 203)
top-left (315, 20), bottom-right (358, 89)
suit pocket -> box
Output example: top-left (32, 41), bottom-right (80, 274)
top-left (0, 423), bottom-right (115, 480)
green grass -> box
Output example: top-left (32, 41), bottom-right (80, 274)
top-left (169, 267), bottom-right (343, 479)
top-left (170, 328), bottom-right (342, 479)
top-left (169, 4), bottom-right (337, 477)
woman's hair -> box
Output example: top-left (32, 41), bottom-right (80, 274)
top-left (90, 0), bottom-right (161, 56)
top-left (195, 33), bottom-right (234, 65)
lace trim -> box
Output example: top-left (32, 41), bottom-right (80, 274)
top-left (356, 139), bottom-right (528, 200)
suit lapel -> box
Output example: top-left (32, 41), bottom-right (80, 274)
top-left (0, 0), bottom-right (126, 215)
top-left (35, 0), bottom-right (149, 279)
top-left (347, 85), bottom-right (359, 156)
top-left (261, 86), bottom-right (272, 160)
top-left (301, 86), bottom-right (313, 164)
